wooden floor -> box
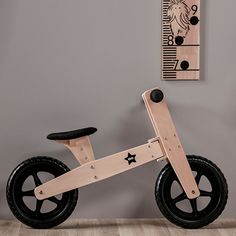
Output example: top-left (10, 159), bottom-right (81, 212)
top-left (1, 219), bottom-right (236, 236)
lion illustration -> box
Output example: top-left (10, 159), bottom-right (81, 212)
top-left (167, 0), bottom-right (191, 38)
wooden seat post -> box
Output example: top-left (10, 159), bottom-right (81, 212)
top-left (57, 136), bottom-right (95, 165)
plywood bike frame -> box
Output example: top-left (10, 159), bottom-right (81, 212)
top-left (35, 88), bottom-right (200, 200)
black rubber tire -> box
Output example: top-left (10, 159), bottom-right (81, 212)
top-left (6, 157), bottom-right (78, 229)
top-left (155, 155), bottom-right (228, 229)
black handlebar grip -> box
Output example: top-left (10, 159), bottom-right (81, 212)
top-left (150, 89), bottom-right (164, 103)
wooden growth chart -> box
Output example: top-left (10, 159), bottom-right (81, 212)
top-left (162, 0), bottom-right (200, 80)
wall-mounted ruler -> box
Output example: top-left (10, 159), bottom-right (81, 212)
top-left (162, 0), bottom-right (200, 80)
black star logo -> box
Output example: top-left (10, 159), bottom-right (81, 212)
top-left (125, 153), bottom-right (136, 165)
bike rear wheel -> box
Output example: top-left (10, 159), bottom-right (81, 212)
top-left (6, 156), bottom-right (78, 229)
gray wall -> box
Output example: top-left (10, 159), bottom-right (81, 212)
top-left (0, 0), bottom-right (235, 219)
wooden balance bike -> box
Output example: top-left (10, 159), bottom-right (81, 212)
top-left (6, 88), bottom-right (228, 229)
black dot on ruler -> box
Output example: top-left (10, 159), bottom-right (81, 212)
top-left (190, 16), bottom-right (199, 25)
top-left (175, 36), bottom-right (184, 46)
top-left (180, 61), bottom-right (189, 70)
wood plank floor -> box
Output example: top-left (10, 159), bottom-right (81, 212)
top-left (0, 219), bottom-right (236, 236)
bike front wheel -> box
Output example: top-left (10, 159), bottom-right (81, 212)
top-left (155, 155), bottom-right (228, 229)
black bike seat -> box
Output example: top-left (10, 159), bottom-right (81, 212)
top-left (47, 127), bottom-right (97, 140)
